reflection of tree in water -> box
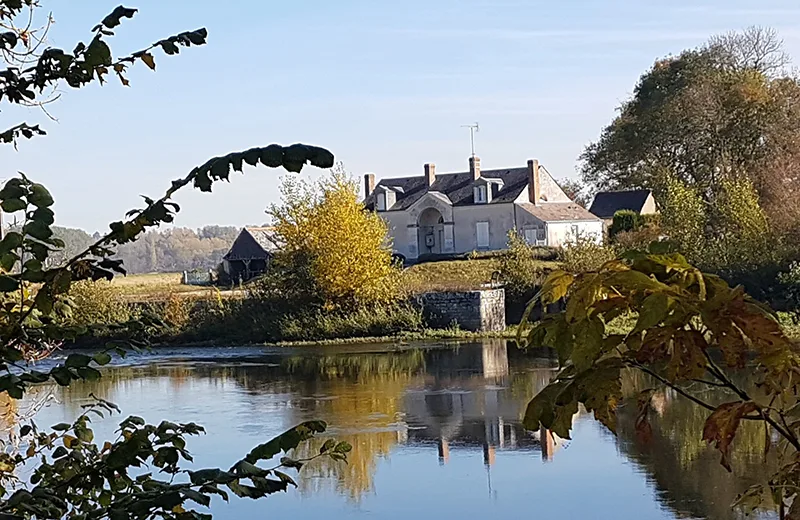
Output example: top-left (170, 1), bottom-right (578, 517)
top-left (283, 351), bottom-right (424, 502)
top-left (617, 370), bottom-right (777, 520)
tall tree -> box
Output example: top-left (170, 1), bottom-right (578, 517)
top-left (580, 27), bottom-right (800, 236)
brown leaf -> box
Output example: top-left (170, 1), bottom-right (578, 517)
top-left (140, 52), bottom-right (156, 71)
top-left (702, 401), bottom-right (758, 472)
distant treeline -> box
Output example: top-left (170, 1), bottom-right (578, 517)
top-left (42, 225), bottom-right (241, 274)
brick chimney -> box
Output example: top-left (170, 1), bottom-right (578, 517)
top-left (469, 156), bottom-right (481, 181)
top-left (364, 173), bottom-right (376, 198)
top-left (528, 159), bottom-right (541, 205)
top-left (424, 163), bottom-right (436, 188)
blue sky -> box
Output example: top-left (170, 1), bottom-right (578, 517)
top-left (4, 0), bottom-right (800, 232)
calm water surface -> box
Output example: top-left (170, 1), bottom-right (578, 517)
top-left (19, 341), bottom-right (775, 520)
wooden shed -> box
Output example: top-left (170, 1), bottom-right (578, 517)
top-left (221, 227), bottom-right (279, 283)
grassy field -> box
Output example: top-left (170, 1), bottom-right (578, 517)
top-left (114, 255), bottom-right (561, 301)
top-left (401, 257), bottom-right (560, 293)
top-left (110, 273), bottom-right (231, 301)
top-left (401, 258), bottom-right (504, 293)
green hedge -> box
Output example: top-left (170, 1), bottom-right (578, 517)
top-left (609, 210), bottom-right (659, 240)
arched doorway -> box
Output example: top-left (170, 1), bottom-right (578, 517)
top-left (418, 207), bottom-right (445, 255)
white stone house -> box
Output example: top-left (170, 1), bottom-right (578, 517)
top-left (363, 156), bottom-right (603, 261)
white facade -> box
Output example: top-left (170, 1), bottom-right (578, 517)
top-left (365, 157), bottom-right (603, 261)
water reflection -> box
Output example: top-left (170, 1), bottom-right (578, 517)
top-left (25, 341), bottom-right (774, 520)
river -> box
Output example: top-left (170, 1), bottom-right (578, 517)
top-left (14, 340), bottom-right (776, 519)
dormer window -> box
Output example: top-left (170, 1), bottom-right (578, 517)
top-left (376, 192), bottom-right (386, 211)
top-left (475, 185), bottom-right (488, 203)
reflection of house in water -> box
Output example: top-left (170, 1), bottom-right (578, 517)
top-left (401, 340), bottom-right (568, 464)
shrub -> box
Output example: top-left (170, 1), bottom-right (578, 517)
top-left (612, 226), bottom-right (662, 253)
top-left (268, 165), bottom-right (400, 307)
top-left (500, 231), bottom-right (548, 299)
top-left (66, 280), bottom-right (131, 326)
top-left (163, 293), bottom-right (192, 330)
top-left (559, 235), bottom-right (616, 273)
top-left (609, 210), bottom-right (643, 238)
top-left (277, 302), bottom-right (425, 342)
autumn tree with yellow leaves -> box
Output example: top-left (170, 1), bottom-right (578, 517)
top-left (268, 165), bottom-right (399, 307)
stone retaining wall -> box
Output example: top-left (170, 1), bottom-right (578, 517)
top-left (419, 288), bottom-right (505, 332)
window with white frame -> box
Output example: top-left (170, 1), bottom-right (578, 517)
top-left (376, 192), bottom-right (386, 211)
top-left (474, 185), bottom-right (488, 203)
top-left (476, 221), bottom-right (490, 249)
top-left (571, 224), bottom-right (580, 239)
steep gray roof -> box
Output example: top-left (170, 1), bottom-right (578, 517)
top-left (364, 167), bottom-right (530, 211)
top-left (589, 190), bottom-right (653, 219)
top-left (223, 227), bottom-right (279, 261)
top-left (517, 202), bottom-right (601, 222)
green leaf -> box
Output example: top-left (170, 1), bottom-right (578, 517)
top-left (75, 424), bottom-right (94, 443)
top-left (160, 40), bottom-right (180, 55)
top-left (0, 180), bottom-right (25, 200)
top-left (0, 232), bottom-right (23, 251)
top-left (572, 317), bottom-right (605, 372)
top-left (77, 366), bottom-right (102, 381)
top-left (65, 354), bottom-right (92, 368)
top-left (100, 6), bottom-right (137, 28)
top-left (27, 184), bottom-right (54, 208)
top-left (23, 220), bottom-right (53, 241)
top-left (243, 421), bottom-right (327, 464)
top-left (51, 423), bottom-right (71, 432)
top-left (230, 460), bottom-right (270, 478)
top-left (85, 38), bottom-right (112, 68)
top-left (0, 198), bottom-right (26, 212)
top-left (259, 145), bottom-right (284, 168)
top-left (20, 371), bottom-right (49, 383)
top-left (540, 270), bottom-right (574, 305)
top-left (333, 441), bottom-right (352, 454)
top-left (32, 208), bottom-right (55, 225)
top-left (34, 290), bottom-right (54, 315)
top-left (52, 446), bottom-right (68, 458)
top-left (23, 259), bottom-right (42, 272)
top-left (319, 439), bottom-right (336, 454)
top-left (180, 488), bottom-right (211, 507)
top-left (0, 275), bottom-right (19, 292)
top-left (634, 292), bottom-right (671, 332)
top-left (50, 367), bottom-right (73, 386)
top-left (0, 253), bottom-right (16, 272)
top-left (93, 352), bottom-right (112, 366)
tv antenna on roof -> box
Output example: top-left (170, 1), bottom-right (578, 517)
top-left (461, 122), bottom-right (479, 157)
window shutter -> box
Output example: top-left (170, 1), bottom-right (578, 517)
top-left (477, 222), bottom-right (490, 248)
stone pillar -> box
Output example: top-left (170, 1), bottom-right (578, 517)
top-left (443, 222), bottom-right (455, 253)
top-left (407, 224), bottom-right (419, 259)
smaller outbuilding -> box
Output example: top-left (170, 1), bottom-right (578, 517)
top-left (588, 189), bottom-right (658, 225)
top-left (220, 227), bottom-right (279, 283)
